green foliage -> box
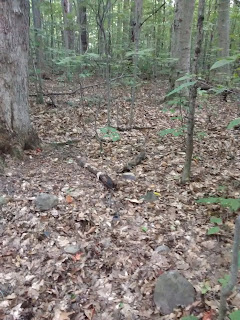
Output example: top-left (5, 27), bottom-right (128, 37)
top-left (210, 216), bottom-right (222, 225)
top-left (207, 226), bottom-right (220, 235)
top-left (99, 126), bottom-right (120, 142)
top-left (230, 310), bottom-right (240, 320)
top-left (210, 55), bottom-right (239, 71)
top-left (218, 274), bottom-right (230, 288)
top-left (181, 316), bottom-right (198, 320)
top-left (196, 197), bottom-right (240, 212)
top-left (227, 118), bottom-right (240, 129)
top-left (166, 81), bottom-right (197, 97)
top-left (158, 127), bottom-right (184, 137)
top-left (201, 281), bottom-right (211, 294)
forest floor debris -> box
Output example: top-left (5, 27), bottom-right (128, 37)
top-left (0, 78), bottom-right (239, 320)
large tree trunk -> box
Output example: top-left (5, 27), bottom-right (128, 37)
top-left (0, 0), bottom-right (40, 159)
top-left (170, 0), bottom-right (196, 89)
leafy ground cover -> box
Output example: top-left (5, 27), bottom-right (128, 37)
top-left (0, 78), bottom-right (239, 320)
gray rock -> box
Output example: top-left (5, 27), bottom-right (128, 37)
top-left (0, 196), bottom-right (7, 206)
top-left (155, 245), bottom-right (170, 254)
top-left (34, 193), bottom-right (58, 211)
top-left (122, 173), bottom-right (136, 181)
top-left (64, 245), bottom-right (80, 254)
top-left (153, 270), bottom-right (196, 315)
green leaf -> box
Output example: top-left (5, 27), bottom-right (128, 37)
top-left (181, 316), bottom-right (198, 320)
top-left (210, 216), bottom-right (222, 225)
top-left (227, 118), bottom-right (240, 129)
top-left (142, 226), bottom-right (148, 232)
top-left (210, 58), bottom-right (235, 70)
top-left (201, 281), bottom-right (211, 294)
top-left (166, 81), bottom-right (197, 97)
top-left (230, 310), bottom-right (240, 320)
top-left (158, 127), bottom-right (184, 137)
top-left (99, 126), bottom-right (120, 142)
top-left (197, 197), bottom-right (240, 212)
top-left (197, 197), bottom-right (220, 204)
top-left (176, 74), bottom-right (193, 82)
top-left (218, 274), bottom-right (230, 287)
top-left (207, 226), bottom-right (220, 235)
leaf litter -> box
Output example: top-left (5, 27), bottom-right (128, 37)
top-left (0, 78), bottom-right (239, 319)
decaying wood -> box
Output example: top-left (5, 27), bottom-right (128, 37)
top-left (121, 150), bottom-right (146, 172)
top-left (114, 126), bottom-right (154, 132)
top-left (76, 157), bottom-right (117, 190)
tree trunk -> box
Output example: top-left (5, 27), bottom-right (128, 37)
top-left (77, 0), bottom-right (88, 54)
top-left (129, 0), bottom-right (143, 127)
top-left (0, 0), bottom-right (40, 159)
top-left (217, 0), bottom-right (230, 81)
top-left (122, 0), bottom-right (130, 52)
top-left (170, 0), bottom-right (196, 89)
top-left (181, 0), bottom-right (205, 183)
top-left (31, 0), bottom-right (44, 104)
top-left (61, 0), bottom-right (75, 50)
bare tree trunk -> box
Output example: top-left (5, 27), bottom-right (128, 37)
top-left (170, 0), bottom-right (196, 89)
top-left (129, 0), bottom-right (143, 127)
top-left (61, 0), bottom-right (74, 50)
top-left (217, 0), bottom-right (230, 81)
top-left (122, 0), bottom-right (130, 52)
top-left (181, 0), bottom-right (205, 183)
top-left (31, 0), bottom-right (44, 104)
top-left (77, 0), bottom-right (88, 54)
top-left (0, 0), bottom-right (40, 159)
top-left (49, 0), bottom-right (55, 68)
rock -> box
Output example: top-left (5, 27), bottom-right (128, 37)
top-left (122, 173), bottom-right (136, 181)
top-left (0, 196), bottom-right (7, 206)
top-left (34, 193), bottom-right (58, 211)
top-left (64, 245), bottom-right (80, 254)
top-left (155, 245), bottom-right (170, 254)
top-left (153, 270), bottom-right (196, 315)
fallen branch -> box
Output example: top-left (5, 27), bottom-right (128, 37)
top-left (29, 75), bottom-right (134, 98)
top-left (114, 126), bottom-right (154, 132)
top-left (120, 150), bottom-right (146, 172)
top-left (76, 157), bottom-right (117, 190)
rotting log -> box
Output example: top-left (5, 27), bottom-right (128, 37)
top-left (76, 157), bottom-right (117, 190)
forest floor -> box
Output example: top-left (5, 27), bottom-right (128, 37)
top-left (0, 77), bottom-right (240, 320)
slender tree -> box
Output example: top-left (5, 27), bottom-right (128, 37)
top-left (182, 0), bottom-right (205, 183)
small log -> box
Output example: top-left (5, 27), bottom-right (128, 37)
top-left (121, 150), bottom-right (146, 172)
top-left (76, 157), bottom-right (117, 190)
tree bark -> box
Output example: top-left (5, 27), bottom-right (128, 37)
top-left (31, 0), bottom-right (44, 103)
top-left (61, 0), bottom-right (75, 50)
top-left (217, 0), bottom-right (230, 81)
top-left (0, 0), bottom-right (40, 158)
top-left (181, 0), bottom-right (205, 183)
top-left (170, 0), bottom-right (196, 89)
top-left (77, 0), bottom-right (88, 53)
